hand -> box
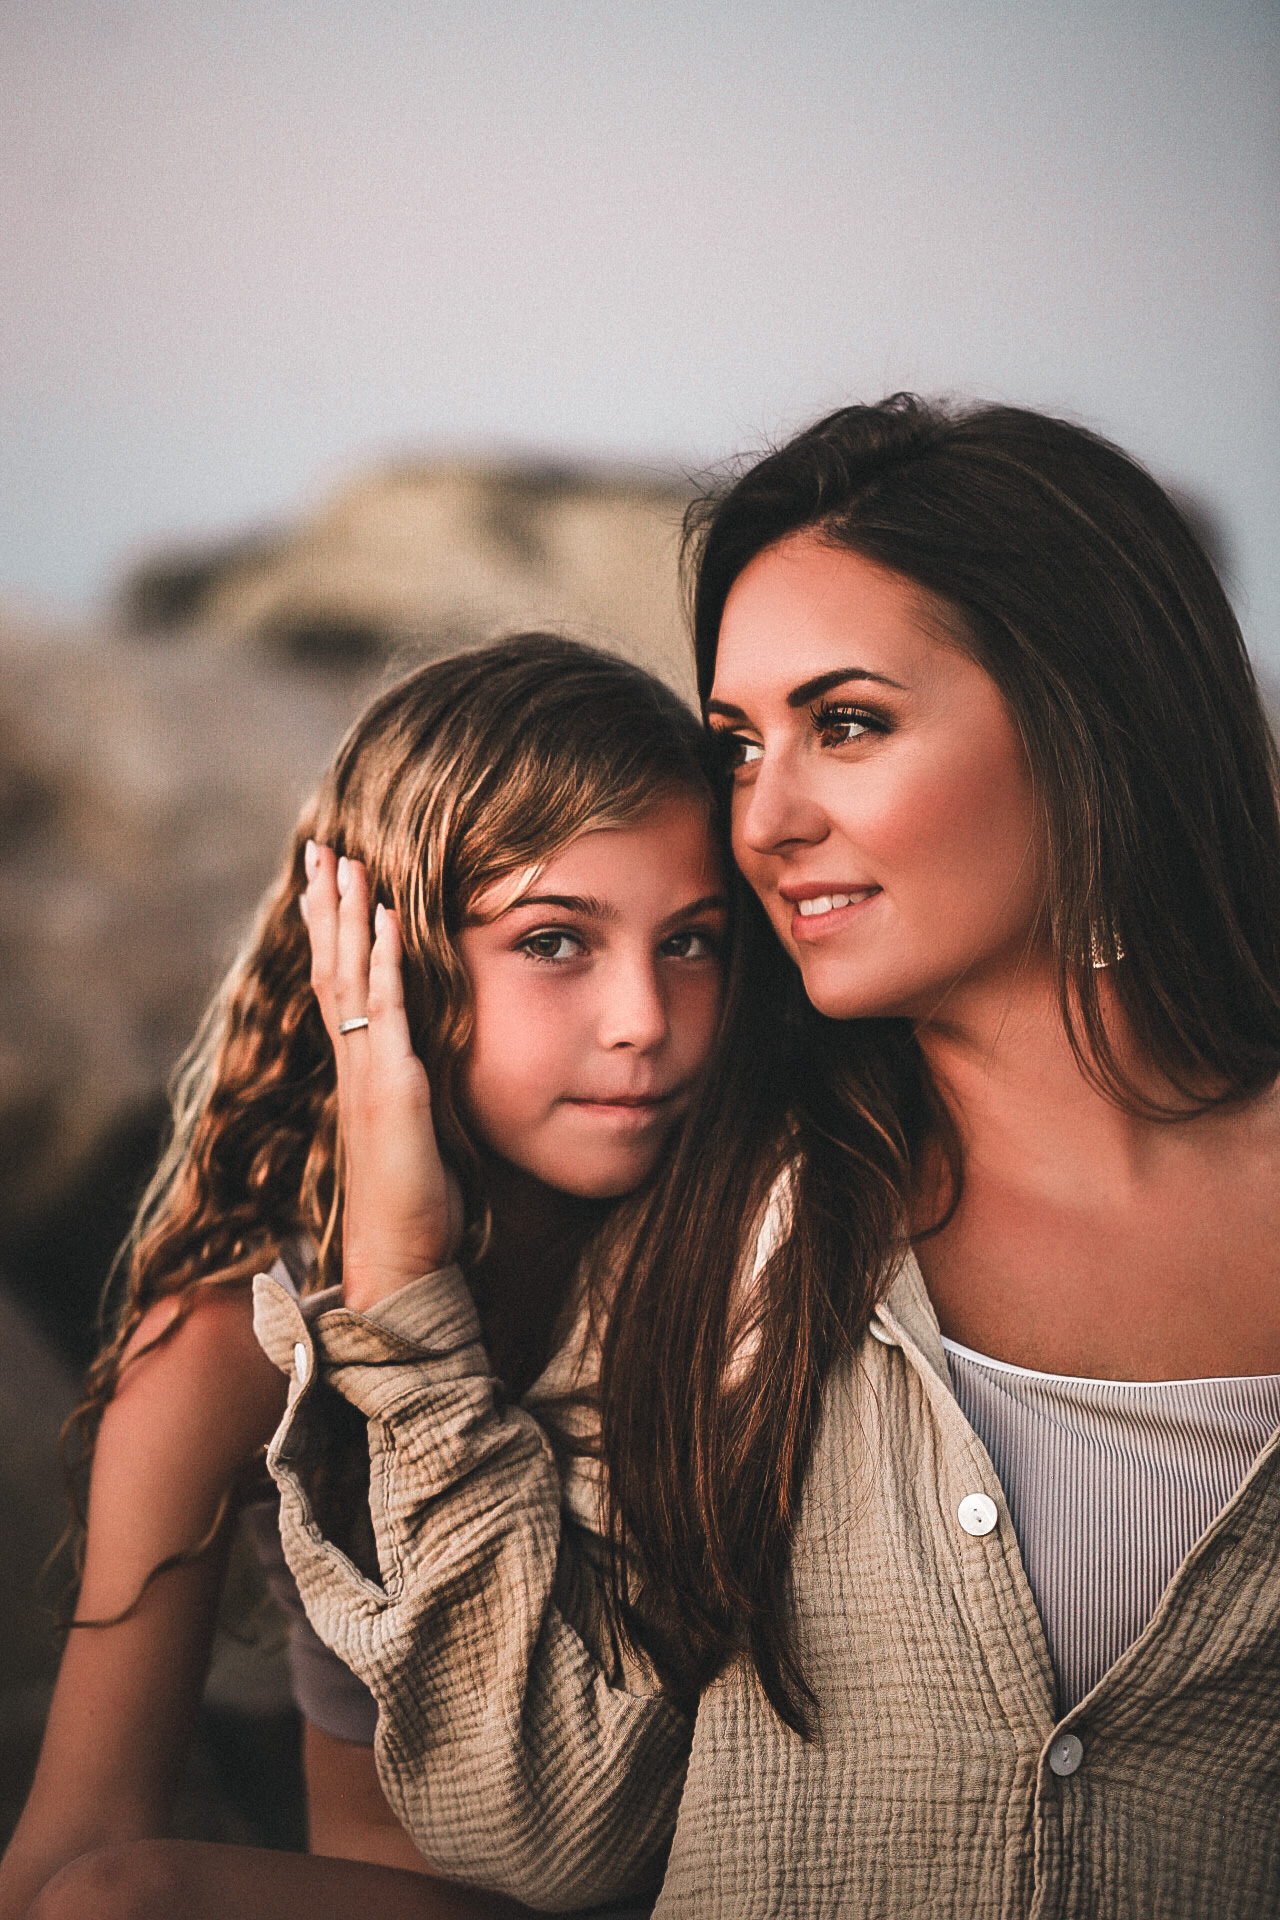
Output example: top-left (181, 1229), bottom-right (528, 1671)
top-left (302, 842), bottom-right (464, 1313)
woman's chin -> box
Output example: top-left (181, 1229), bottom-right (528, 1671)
top-left (794, 955), bottom-right (911, 1024)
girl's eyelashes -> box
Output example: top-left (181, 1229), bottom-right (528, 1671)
top-left (810, 699), bottom-right (887, 746)
top-left (518, 928), bottom-right (586, 963)
top-left (660, 927), bottom-right (723, 961)
top-left (516, 924), bottom-right (723, 964)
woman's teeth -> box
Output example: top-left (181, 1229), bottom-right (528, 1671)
top-left (797, 893), bottom-right (855, 917)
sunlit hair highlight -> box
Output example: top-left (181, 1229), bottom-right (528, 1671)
top-left (65, 633), bottom-right (714, 1606)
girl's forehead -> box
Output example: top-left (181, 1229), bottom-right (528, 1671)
top-left (468, 795), bottom-right (719, 924)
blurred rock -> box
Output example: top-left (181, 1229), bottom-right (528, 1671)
top-left (0, 620), bottom-right (379, 1358)
top-left (118, 459), bottom-right (697, 695)
top-left (0, 1283), bottom-right (303, 1851)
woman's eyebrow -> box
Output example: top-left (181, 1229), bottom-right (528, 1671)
top-left (706, 668), bottom-right (905, 722)
top-left (786, 668), bottom-right (906, 705)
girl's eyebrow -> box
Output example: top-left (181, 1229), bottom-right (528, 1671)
top-left (503, 892), bottom-right (617, 919)
top-left (503, 891), bottom-right (729, 923)
top-left (707, 667), bottom-right (905, 720)
top-left (657, 892), bottom-right (730, 931)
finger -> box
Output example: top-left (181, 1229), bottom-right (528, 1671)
top-left (334, 855), bottom-right (374, 1029)
top-left (367, 903), bottom-right (421, 1079)
top-left (302, 842), bottom-right (342, 1027)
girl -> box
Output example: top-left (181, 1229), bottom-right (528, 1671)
top-left (5, 632), bottom-right (725, 1920)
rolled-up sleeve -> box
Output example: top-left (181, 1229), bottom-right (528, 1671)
top-left (254, 1269), bottom-right (691, 1911)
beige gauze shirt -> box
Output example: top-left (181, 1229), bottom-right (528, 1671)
top-left (254, 1246), bottom-right (1280, 1918)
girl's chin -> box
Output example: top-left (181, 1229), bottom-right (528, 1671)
top-left (515, 1143), bottom-right (665, 1204)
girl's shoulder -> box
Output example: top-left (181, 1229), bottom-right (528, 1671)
top-left (106, 1273), bottom-right (288, 1475)
top-left (121, 1278), bottom-right (261, 1378)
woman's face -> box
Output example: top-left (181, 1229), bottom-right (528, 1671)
top-left (708, 532), bottom-right (1043, 1023)
top-left (456, 793), bottom-right (727, 1199)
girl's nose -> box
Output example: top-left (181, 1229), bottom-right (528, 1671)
top-left (598, 954), bottom-right (669, 1052)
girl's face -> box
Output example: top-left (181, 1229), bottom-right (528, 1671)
top-left (708, 533), bottom-right (1043, 1024)
top-left (456, 793), bottom-right (727, 1199)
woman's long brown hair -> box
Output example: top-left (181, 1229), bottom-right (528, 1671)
top-left (598, 396), bottom-right (1280, 1733)
top-left (65, 632), bottom-right (716, 1604)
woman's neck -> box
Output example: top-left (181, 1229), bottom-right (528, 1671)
top-left (915, 966), bottom-right (1173, 1204)
top-left (909, 962), bottom-right (1280, 1378)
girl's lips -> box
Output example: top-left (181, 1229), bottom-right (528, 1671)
top-left (564, 1093), bottom-right (678, 1129)
top-left (787, 887), bottom-right (882, 943)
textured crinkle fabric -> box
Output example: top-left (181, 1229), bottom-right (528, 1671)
top-left (655, 1263), bottom-right (1280, 1919)
top-left (257, 1255), bottom-right (1280, 1919)
top-left (254, 1266), bottom-right (689, 1911)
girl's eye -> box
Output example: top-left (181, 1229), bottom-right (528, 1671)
top-left (811, 701), bottom-right (883, 746)
top-left (660, 929), bottom-right (722, 961)
top-left (520, 930), bottom-right (583, 963)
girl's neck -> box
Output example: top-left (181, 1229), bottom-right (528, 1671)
top-left (469, 1157), bottom-right (612, 1396)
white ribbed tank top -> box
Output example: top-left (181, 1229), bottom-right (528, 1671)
top-left (944, 1339), bottom-right (1280, 1712)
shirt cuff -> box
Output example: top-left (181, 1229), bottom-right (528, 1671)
top-left (253, 1264), bottom-right (481, 1389)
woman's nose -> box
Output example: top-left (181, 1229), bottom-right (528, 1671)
top-left (736, 749), bottom-right (828, 856)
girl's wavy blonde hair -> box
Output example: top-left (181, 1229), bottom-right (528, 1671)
top-left (65, 632), bottom-right (715, 1579)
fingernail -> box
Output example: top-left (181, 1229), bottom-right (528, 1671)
top-left (304, 839), bottom-right (318, 879)
top-left (374, 902), bottom-right (386, 935)
top-left (299, 894), bottom-right (311, 926)
top-left (337, 856), bottom-right (350, 896)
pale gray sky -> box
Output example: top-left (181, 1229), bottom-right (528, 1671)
top-left (2, 0), bottom-right (1278, 658)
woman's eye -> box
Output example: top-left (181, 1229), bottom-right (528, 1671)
top-left (714, 731), bottom-right (763, 771)
top-left (660, 929), bottom-right (721, 961)
top-left (811, 702), bottom-right (881, 746)
top-left (520, 930), bottom-right (583, 962)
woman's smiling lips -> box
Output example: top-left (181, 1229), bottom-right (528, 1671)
top-left (778, 882), bottom-right (883, 943)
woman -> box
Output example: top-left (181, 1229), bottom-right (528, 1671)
top-left (599, 397), bottom-right (1280, 1914)
top-left (40, 400), bottom-right (1280, 1918)
top-left (9, 634), bottom-right (722, 1920)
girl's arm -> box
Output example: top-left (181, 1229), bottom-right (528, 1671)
top-left (0, 1287), bottom-right (286, 1920)
top-left (258, 849), bottom-right (692, 1911)
top-left (258, 1257), bottom-right (690, 1914)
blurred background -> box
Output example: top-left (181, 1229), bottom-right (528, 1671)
top-left (1, 0), bottom-right (1277, 1854)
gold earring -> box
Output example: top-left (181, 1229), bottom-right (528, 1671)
top-left (1089, 922), bottom-right (1125, 970)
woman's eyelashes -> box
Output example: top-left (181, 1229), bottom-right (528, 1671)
top-left (711, 703), bottom-right (887, 772)
top-left (713, 729), bottom-right (763, 771)
top-left (809, 700), bottom-right (887, 746)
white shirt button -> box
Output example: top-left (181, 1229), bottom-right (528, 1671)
top-left (957, 1492), bottom-right (998, 1537)
top-left (1049, 1733), bottom-right (1084, 1777)
top-left (293, 1340), bottom-right (310, 1384)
